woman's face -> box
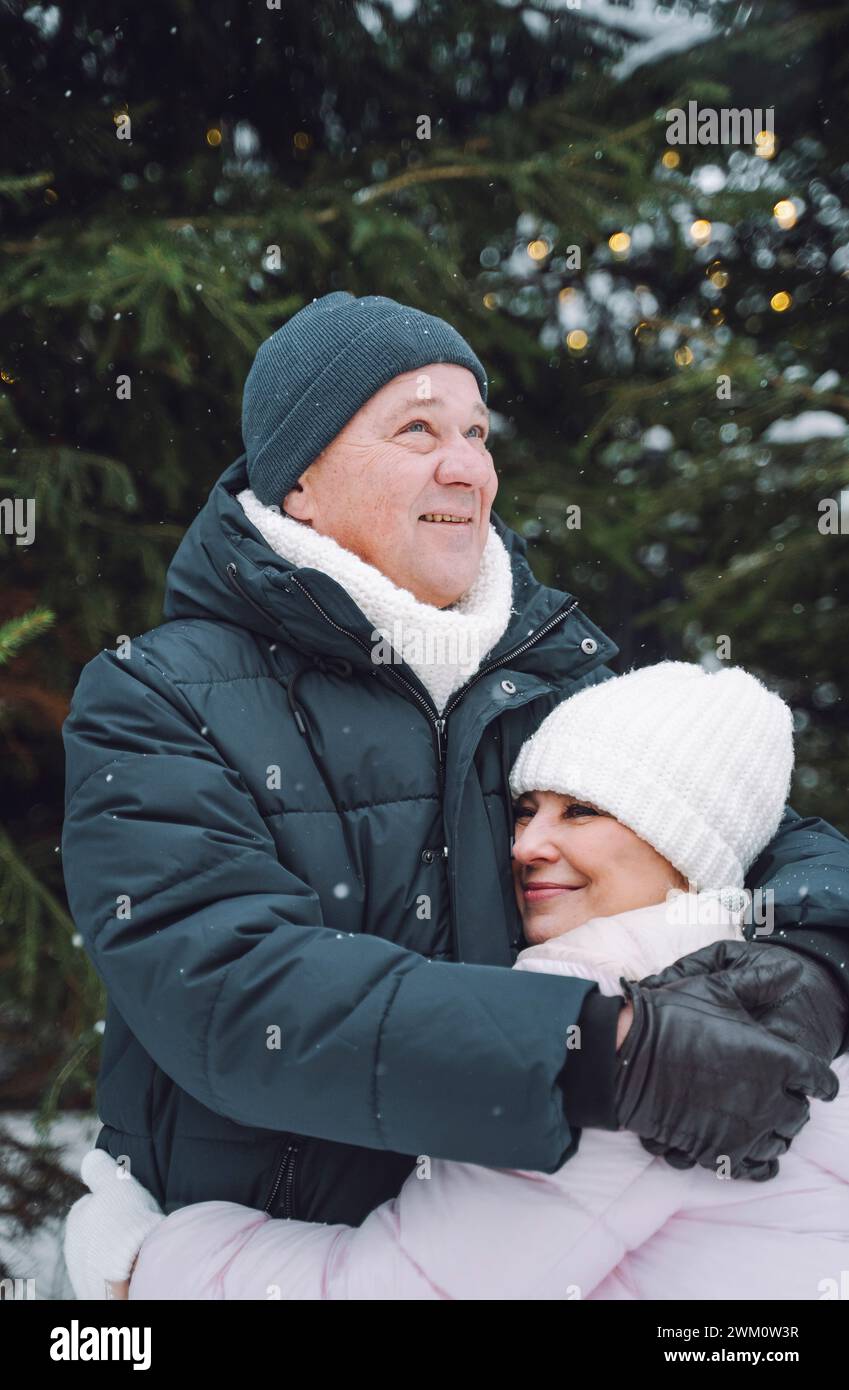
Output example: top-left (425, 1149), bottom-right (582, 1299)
top-left (511, 790), bottom-right (688, 944)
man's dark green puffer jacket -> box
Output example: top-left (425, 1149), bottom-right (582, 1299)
top-left (61, 454), bottom-right (849, 1227)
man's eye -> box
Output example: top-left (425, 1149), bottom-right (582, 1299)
top-left (400, 421), bottom-right (487, 439)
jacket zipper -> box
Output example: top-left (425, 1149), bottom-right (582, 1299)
top-left (440, 595), bottom-right (581, 721)
top-left (226, 564), bottom-right (582, 822)
top-left (264, 1139), bottom-right (300, 1218)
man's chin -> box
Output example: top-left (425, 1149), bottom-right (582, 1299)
top-left (405, 562), bottom-right (483, 608)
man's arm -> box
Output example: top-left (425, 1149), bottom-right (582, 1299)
top-left (61, 643), bottom-right (596, 1173)
top-left (745, 805), bottom-right (849, 1054)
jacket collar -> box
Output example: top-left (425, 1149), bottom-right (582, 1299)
top-left (515, 898), bottom-right (745, 986)
top-left (162, 453), bottom-right (618, 683)
top-left (235, 484), bottom-right (515, 714)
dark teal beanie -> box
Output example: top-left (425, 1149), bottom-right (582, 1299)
top-left (241, 291), bottom-right (489, 506)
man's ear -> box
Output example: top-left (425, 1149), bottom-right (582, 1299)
top-left (282, 480), bottom-right (308, 522)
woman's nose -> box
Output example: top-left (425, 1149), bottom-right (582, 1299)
top-left (512, 822), bottom-right (560, 865)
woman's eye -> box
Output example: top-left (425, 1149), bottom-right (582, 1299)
top-left (566, 804), bottom-right (600, 819)
top-left (512, 803), bottom-right (533, 821)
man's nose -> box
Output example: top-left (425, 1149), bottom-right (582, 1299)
top-left (434, 438), bottom-right (493, 488)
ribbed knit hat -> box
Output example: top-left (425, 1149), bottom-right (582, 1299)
top-left (509, 661), bottom-right (795, 890)
top-left (241, 291), bottom-right (489, 506)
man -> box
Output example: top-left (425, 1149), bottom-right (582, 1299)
top-left (62, 291), bottom-right (849, 1234)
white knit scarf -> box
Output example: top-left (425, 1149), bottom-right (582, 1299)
top-left (237, 488), bottom-right (515, 713)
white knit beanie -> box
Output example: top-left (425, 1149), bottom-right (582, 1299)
top-left (509, 661), bottom-right (795, 891)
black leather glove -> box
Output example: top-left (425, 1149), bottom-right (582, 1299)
top-left (639, 939), bottom-right (849, 1064)
top-left (613, 945), bottom-right (841, 1182)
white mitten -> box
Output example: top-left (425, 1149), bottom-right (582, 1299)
top-left (63, 1149), bottom-right (165, 1300)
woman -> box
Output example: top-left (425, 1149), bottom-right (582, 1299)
top-left (65, 661), bottom-right (849, 1300)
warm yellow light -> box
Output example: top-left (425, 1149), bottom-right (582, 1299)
top-left (527, 239), bottom-right (550, 260)
top-left (661, 150), bottom-right (680, 169)
top-left (709, 268), bottom-right (729, 288)
top-left (773, 199), bottom-right (797, 229)
top-left (294, 131), bottom-right (312, 150)
top-left (755, 130), bottom-right (777, 159)
top-left (708, 308), bottom-right (725, 324)
top-left (206, 127), bottom-right (222, 147)
top-left (770, 291), bottom-right (792, 312)
top-left (559, 287), bottom-right (575, 302)
top-left (482, 292), bottom-right (498, 310)
top-left (566, 329), bottom-right (589, 351)
top-left (690, 219), bottom-right (712, 246)
top-left (674, 345), bottom-right (694, 366)
top-left (608, 231), bottom-right (631, 256)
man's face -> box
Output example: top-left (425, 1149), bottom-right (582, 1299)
top-left (281, 363), bottom-right (498, 607)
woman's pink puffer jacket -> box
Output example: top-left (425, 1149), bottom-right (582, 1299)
top-left (129, 900), bottom-right (849, 1301)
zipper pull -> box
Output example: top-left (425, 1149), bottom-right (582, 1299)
top-left (434, 717), bottom-right (446, 765)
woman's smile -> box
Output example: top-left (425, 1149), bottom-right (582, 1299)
top-left (522, 880), bottom-right (585, 902)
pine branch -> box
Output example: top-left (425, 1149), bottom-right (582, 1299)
top-left (0, 172), bottom-right (54, 204)
top-left (0, 829), bottom-right (78, 997)
top-left (0, 609), bottom-right (56, 667)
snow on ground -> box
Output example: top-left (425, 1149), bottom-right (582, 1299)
top-left (0, 1111), bottom-right (100, 1301)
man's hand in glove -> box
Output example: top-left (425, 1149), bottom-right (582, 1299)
top-left (637, 939), bottom-right (848, 1063)
top-left (613, 943), bottom-right (842, 1181)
